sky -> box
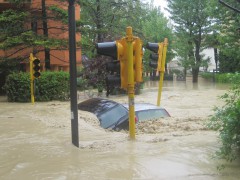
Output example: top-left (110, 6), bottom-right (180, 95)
top-left (142, 0), bottom-right (169, 17)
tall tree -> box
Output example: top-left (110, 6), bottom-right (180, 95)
top-left (78, 0), bottom-right (149, 57)
top-left (141, 2), bottom-right (174, 73)
top-left (167, 0), bottom-right (213, 82)
top-left (217, 0), bottom-right (240, 72)
top-left (0, 0), bottom-right (74, 69)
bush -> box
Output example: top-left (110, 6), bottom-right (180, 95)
top-left (77, 77), bottom-right (88, 91)
top-left (208, 73), bottom-right (240, 164)
top-left (215, 73), bottom-right (240, 83)
top-left (3, 71), bottom-right (70, 102)
top-left (200, 72), bottom-right (214, 80)
top-left (3, 72), bottom-right (31, 102)
top-left (36, 71), bottom-right (70, 101)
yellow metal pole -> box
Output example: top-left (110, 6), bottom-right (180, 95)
top-left (157, 43), bottom-right (164, 106)
top-left (157, 71), bottom-right (164, 106)
top-left (126, 26), bottom-right (135, 140)
top-left (29, 53), bottom-right (35, 104)
top-left (157, 38), bottom-right (168, 106)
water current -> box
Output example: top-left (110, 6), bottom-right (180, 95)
top-left (0, 77), bottom-right (239, 180)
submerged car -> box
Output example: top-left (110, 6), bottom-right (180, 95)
top-left (78, 98), bottom-right (170, 131)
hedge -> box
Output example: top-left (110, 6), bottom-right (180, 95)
top-left (3, 71), bottom-right (70, 102)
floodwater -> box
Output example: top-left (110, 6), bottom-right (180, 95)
top-left (1, 77), bottom-right (240, 180)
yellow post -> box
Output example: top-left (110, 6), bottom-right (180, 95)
top-left (126, 26), bottom-right (135, 140)
top-left (29, 53), bottom-right (35, 104)
top-left (157, 38), bottom-right (168, 106)
top-left (157, 43), bottom-right (163, 106)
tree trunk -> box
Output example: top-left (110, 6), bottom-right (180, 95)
top-left (184, 67), bottom-right (187, 78)
top-left (96, 0), bottom-right (103, 42)
top-left (214, 48), bottom-right (218, 71)
top-left (192, 68), bottom-right (199, 83)
top-left (42, 0), bottom-right (51, 70)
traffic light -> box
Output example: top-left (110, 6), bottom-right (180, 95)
top-left (146, 42), bottom-right (163, 71)
top-left (96, 37), bottom-right (143, 91)
top-left (32, 58), bottom-right (41, 78)
top-left (96, 42), bottom-right (118, 59)
top-left (105, 61), bottom-right (121, 85)
top-left (96, 40), bottom-right (128, 90)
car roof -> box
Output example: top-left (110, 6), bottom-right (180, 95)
top-left (122, 103), bottom-right (167, 112)
top-left (78, 98), bottom-right (121, 116)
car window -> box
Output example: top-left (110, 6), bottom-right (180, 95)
top-left (99, 105), bottom-right (128, 129)
top-left (136, 109), bottom-right (169, 122)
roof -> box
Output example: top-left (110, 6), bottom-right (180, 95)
top-left (122, 103), bottom-right (166, 111)
top-left (78, 98), bottom-right (120, 116)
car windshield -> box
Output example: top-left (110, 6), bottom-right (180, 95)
top-left (136, 109), bottom-right (169, 122)
top-left (98, 104), bottom-right (128, 129)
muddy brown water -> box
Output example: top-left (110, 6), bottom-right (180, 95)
top-left (1, 77), bottom-right (240, 180)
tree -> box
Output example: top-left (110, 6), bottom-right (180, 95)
top-left (78, 0), bottom-right (148, 57)
top-left (0, 0), bottom-right (74, 70)
top-left (142, 3), bottom-right (174, 74)
top-left (166, 0), bottom-right (213, 82)
top-left (217, 0), bottom-right (240, 72)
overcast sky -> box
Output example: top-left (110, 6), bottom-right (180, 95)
top-left (142, 0), bottom-right (169, 17)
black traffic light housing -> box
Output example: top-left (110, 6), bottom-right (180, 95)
top-left (96, 42), bottom-right (118, 59)
top-left (105, 61), bottom-right (121, 96)
top-left (33, 58), bottom-right (41, 78)
top-left (96, 42), bottom-right (121, 96)
top-left (146, 42), bottom-right (159, 53)
top-left (149, 53), bottom-right (159, 69)
top-left (146, 42), bottom-right (160, 69)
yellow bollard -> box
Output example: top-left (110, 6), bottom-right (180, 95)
top-left (126, 26), bottom-right (135, 140)
top-left (29, 53), bottom-right (35, 104)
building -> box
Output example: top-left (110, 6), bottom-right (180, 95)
top-left (0, 0), bottom-right (81, 72)
top-left (167, 48), bottom-right (217, 73)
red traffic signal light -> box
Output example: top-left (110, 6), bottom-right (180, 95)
top-left (33, 58), bottom-right (41, 78)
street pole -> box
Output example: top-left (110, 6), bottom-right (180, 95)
top-left (29, 53), bottom-right (35, 104)
top-left (68, 0), bottom-right (79, 147)
top-left (126, 27), bottom-right (135, 140)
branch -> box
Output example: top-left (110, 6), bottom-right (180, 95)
top-left (219, 0), bottom-right (240, 13)
top-left (4, 45), bottom-right (32, 59)
top-left (50, 52), bottom-right (69, 63)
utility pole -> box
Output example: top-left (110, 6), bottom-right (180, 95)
top-left (68, 0), bottom-right (79, 147)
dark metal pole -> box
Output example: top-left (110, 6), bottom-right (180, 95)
top-left (68, 0), bottom-right (79, 147)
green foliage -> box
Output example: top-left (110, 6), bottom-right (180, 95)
top-left (200, 72), bottom-right (215, 80)
top-left (35, 71), bottom-right (70, 101)
top-left (208, 73), bottom-right (240, 163)
top-left (49, 5), bottom-right (68, 24)
top-left (3, 71), bottom-right (70, 102)
top-left (166, 0), bottom-right (213, 82)
top-left (215, 73), bottom-right (239, 83)
top-left (1, 1), bottom-right (72, 65)
top-left (79, 0), bottom-right (174, 74)
top-left (201, 72), bottom-right (240, 83)
top-left (77, 77), bottom-right (88, 91)
top-left (142, 4), bottom-right (174, 72)
top-left (219, 51), bottom-right (240, 73)
top-left (207, 0), bottom-right (240, 74)
top-left (3, 72), bottom-right (30, 102)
